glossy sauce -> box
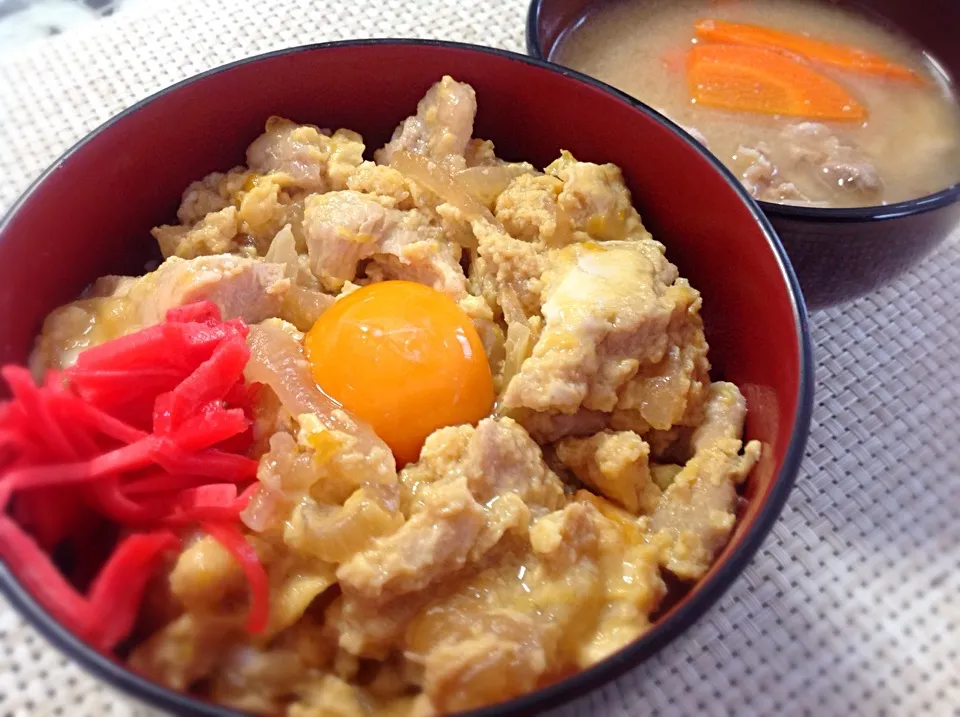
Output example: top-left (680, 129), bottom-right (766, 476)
top-left (553, 0), bottom-right (960, 207)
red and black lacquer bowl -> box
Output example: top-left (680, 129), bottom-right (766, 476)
top-left (528, 0), bottom-right (960, 310)
top-left (0, 41), bottom-right (813, 716)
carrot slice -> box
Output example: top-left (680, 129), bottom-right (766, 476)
top-left (694, 18), bottom-right (922, 83)
top-left (687, 44), bottom-right (866, 121)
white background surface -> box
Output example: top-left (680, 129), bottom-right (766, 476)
top-left (0, 1), bottom-right (958, 715)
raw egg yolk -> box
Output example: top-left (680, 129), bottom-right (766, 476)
top-left (304, 281), bottom-right (494, 465)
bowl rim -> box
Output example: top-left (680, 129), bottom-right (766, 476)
top-left (524, 0), bottom-right (960, 223)
top-left (0, 38), bottom-right (814, 717)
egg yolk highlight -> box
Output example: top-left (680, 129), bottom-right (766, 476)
top-left (305, 281), bottom-right (494, 465)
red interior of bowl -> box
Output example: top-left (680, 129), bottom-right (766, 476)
top-left (0, 41), bottom-right (808, 706)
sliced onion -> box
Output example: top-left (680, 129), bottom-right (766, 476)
top-left (455, 165), bottom-right (531, 208)
top-left (281, 286), bottom-right (334, 332)
top-left (499, 320), bottom-right (534, 400)
top-left (390, 151), bottom-right (503, 237)
top-left (264, 224), bottom-right (299, 279)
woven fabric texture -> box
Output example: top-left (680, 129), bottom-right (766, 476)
top-left (0, 1), bottom-right (958, 715)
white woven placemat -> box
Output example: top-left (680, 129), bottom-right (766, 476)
top-left (1, 1), bottom-right (958, 715)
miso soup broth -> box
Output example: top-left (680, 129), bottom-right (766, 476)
top-left (553, 0), bottom-right (960, 208)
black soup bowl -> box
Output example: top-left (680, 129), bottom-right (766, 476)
top-left (527, 0), bottom-right (960, 310)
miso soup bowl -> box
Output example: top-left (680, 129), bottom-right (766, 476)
top-left (528, 0), bottom-right (960, 310)
top-left (0, 41), bottom-right (814, 716)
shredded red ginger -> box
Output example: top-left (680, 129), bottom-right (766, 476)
top-left (0, 301), bottom-right (270, 651)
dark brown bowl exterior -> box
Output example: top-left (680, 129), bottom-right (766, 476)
top-left (763, 197), bottom-right (960, 309)
top-left (0, 41), bottom-right (813, 717)
top-left (528, 0), bottom-right (960, 310)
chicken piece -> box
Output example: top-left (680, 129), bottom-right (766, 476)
top-left (302, 190), bottom-right (395, 289)
top-left (211, 646), bottom-right (315, 715)
top-left (735, 143), bottom-right (810, 203)
top-left (250, 413), bottom-right (402, 545)
top-left (399, 417), bottom-right (566, 518)
top-left (129, 614), bottom-right (244, 691)
top-left (247, 118), bottom-right (365, 193)
top-left (469, 219), bottom-right (547, 324)
top-left (545, 151), bottom-right (652, 243)
top-left (177, 166), bottom-right (250, 225)
top-left (403, 549), bottom-right (553, 711)
top-left (650, 382), bottom-right (761, 580)
top-left (494, 174), bottom-right (572, 246)
top-left (555, 430), bottom-right (660, 514)
top-left (285, 486), bottom-right (405, 564)
top-left (614, 284), bottom-right (710, 431)
top-left (781, 122), bottom-right (882, 196)
top-left (336, 417), bottom-right (563, 655)
top-left (153, 206), bottom-right (242, 260)
top-left (514, 408), bottom-right (609, 444)
top-left (422, 634), bottom-right (547, 713)
top-left (336, 477), bottom-right (487, 601)
top-left (463, 417), bottom-right (566, 509)
top-left (501, 240), bottom-right (691, 417)
top-left (135, 255), bottom-right (288, 326)
top-left (526, 502), bottom-right (609, 662)
top-left (303, 190), bottom-right (454, 292)
top-left (160, 170), bottom-right (308, 259)
top-left (364, 237), bottom-right (467, 299)
top-left (574, 496), bottom-right (665, 664)
top-left (31, 255), bottom-right (287, 371)
top-left (332, 589), bottom-right (435, 659)
top-left (375, 76), bottom-right (477, 170)
top-left (346, 162), bottom-right (415, 209)
top-left (691, 380), bottom-right (749, 453)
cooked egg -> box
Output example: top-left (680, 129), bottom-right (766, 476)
top-left (305, 281), bottom-right (494, 465)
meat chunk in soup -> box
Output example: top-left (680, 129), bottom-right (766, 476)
top-left (781, 122), bottom-right (883, 196)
